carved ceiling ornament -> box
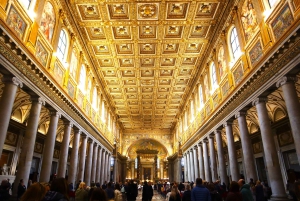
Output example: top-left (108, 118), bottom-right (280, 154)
top-left (137, 3), bottom-right (159, 20)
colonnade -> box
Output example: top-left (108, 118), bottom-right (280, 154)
top-left (0, 76), bottom-right (112, 197)
top-left (184, 75), bottom-right (300, 200)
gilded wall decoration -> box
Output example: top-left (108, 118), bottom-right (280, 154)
top-left (249, 39), bottom-right (263, 65)
top-left (40, 2), bottom-right (55, 42)
top-left (271, 4), bottom-right (294, 40)
top-left (6, 6), bottom-right (27, 39)
top-left (67, 80), bottom-right (75, 99)
top-left (233, 63), bottom-right (244, 85)
top-left (221, 81), bottom-right (230, 97)
top-left (278, 131), bottom-right (294, 147)
top-left (253, 142), bottom-right (263, 154)
top-left (53, 61), bottom-right (64, 84)
top-left (213, 94), bottom-right (219, 109)
top-left (69, 48), bottom-right (78, 79)
top-left (240, 0), bottom-right (258, 42)
top-left (53, 149), bottom-right (60, 159)
top-left (218, 46), bottom-right (227, 78)
top-left (35, 40), bottom-right (48, 67)
top-left (206, 103), bottom-right (211, 116)
top-left (77, 91), bottom-right (84, 109)
top-left (204, 74), bottom-right (209, 100)
top-left (5, 132), bottom-right (18, 146)
top-left (34, 142), bottom-right (43, 154)
top-left (236, 149), bottom-right (242, 158)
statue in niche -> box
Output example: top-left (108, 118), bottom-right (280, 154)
top-left (1, 164), bottom-right (10, 175)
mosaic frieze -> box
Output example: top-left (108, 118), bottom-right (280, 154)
top-left (240, 0), bottom-right (258, 42)
top-left (35, 40), bottom-right (48, 67)
top-left (40, 2), bottom-right (55, 42)
top-left (6, 6), bottom-right (27, 39)
top-left (271, 4), bottom-right (294, 40)
top-left (249, 39), bottom-right (263, 66)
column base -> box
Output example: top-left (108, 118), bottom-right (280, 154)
top-left (269, 194), bottom-right (291, 201)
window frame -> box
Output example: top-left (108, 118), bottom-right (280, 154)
top-left (56, 29), bottom-right (68, 63)
top-left (230, 27), bottom-right (241, 61)
top-left (210, 62), bottom-right (218, 91)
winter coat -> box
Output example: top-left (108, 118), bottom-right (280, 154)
top-left (75, 188), bottom-right (88, 201)
top-left (191, 185), bottom-right (211, 201)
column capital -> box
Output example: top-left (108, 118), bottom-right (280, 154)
top-left (198, 142), bottom-right (202, 146)
top-left (49, 110), bottom-right (61, 118)
top-left (209, 133), bottom-right (215, 138)
top-left (2, 76), bottom-right (23, 88)
top-left (63, 120), bottom-right (73, 127)
top-left (73, 128), bottom-right (81, 134)
top-left (276, 76), bottom-right (298, 88)
top-left (235, 111), bottom-right (247, 118)
top-left (193, 145), bottom-right (198, 150)
top-left (94, 143), bottom-right (99, 147)
top-left (203, 138), bottom-right (208, 143)
top-left (190, 148), bottom-right (193, 152)
top-left (87, 138), bottom-right (94, 143)
top-left (81, 133), bottom-right (87, 138)
top-left (31, 97), bottom-right (46, 105)
top-left (223, 120), bottom-right (233, 128)
top-left (252, 97), bottom-right (268, 106)
top-left (214, 130), bottom-right (222, 135)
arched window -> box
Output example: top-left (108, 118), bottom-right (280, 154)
top-left (69, 48), bottom-right (78, 78)
top-left (40, 2), bottom-right (55, 42)
top-left (230, 27), bottom-right (241, 60)
top-left (211, 62), bottom-right (218, 90)
top-left (57, 30), bottom-right (68, 62)
top-left (86, 79), bottom-right (92, 101)
top-left (92, 87), bottom-right (98, 109)
top-left (19, 0), bottom-right (32, 9)
top-left (78, 65), bottom-right (86, 92)
top-left (268, 0), bottom-right (277, 8)
top-left (198, 85), bottom-right (204, 109)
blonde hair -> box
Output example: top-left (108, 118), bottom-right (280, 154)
top-left (20, 182), bottom-right (46, 201)
top-left (79, 182), bottom-right (86, 189)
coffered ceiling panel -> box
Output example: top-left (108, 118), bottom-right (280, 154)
top-left (68, 0), bottom-right (228, 131)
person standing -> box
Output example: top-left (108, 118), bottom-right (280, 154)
top-left (17, 179), bottom-right (26, 200)
top-left (105, 182), bottom-right (115, 201)
top-left (182, 184), bottom-right (191, 201)
top-left (238, 179), bottom-right (253, 201)
top-left (226, 181), bottom-right (242, 201)
top-left (191, 178), bottom-right (211, 201)
top-left (127, 180), bottom-right (138, 201)
top-left (142, 181), bottom-right (152, 201)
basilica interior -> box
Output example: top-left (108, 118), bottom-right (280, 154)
top-left (0, 0), bottom-right (300, 200)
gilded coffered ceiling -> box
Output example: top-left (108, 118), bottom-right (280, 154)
top-left (66, 0), bottom-right (228, 131)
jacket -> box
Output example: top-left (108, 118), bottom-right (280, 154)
top-left (191, 185), bottom-right (211, 201)
top-left (240, 184), bottom-right (253, 201)
top-left (43, 191), bottom-right (68, 201)
top-left (75, 188), bottom-right (88, 201)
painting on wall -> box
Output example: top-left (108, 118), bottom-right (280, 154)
top-left (218, 46), bottom-right (227, 79)
top-left (6, 6), bottom-right (28, 39)
top-left (249, 39), bottom-right (263, 66)
top-left (35, 40), bottom-right (48, 67)
top-left (77, 92), bottom-right (83, 109)
top-left (222, 81), bottom-right (230, 97)
top-left (40, 2), bottom-right (56, 42)
top-left (206, 104), bottom-right (211, 116)
top-left (53, 62), bottom-right (64, 84)
top-left (69, 48), bottom-right (78, 78)
top-left (67, 80), bottom-right (75, 98)
top-left (213, 95), bottom-right (219, 109)
top-left (271, 4), bottom-right (294, 40)
top-left (204, 74), bottom-right (209, 100)
top-left (233, 64), bottom-right (244, 85)
top-left (240, 0), bottom-right (258, 42)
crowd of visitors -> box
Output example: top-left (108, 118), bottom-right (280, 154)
top-left (1, 176), bottom-right (300, 201)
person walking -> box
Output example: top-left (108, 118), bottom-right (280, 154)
top-left (226, 181), bottom-right (242, 201)
top-left (126, 180), bottom-right (138, 201)
top-left (142, 181), bottom-right (152, 201)
top-left (191, 178), bottom-right (211, 201)
top-left (238, 179), bottom-right (253, 201)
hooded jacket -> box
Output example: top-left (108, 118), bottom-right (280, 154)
top-left (240, 184), bottom-right (253, 201)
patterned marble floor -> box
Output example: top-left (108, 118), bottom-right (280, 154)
top-left (136, 190), bottom-right (165, 201)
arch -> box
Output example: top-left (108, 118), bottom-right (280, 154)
top-left (274, 108), bottom-right (286, 122)
top-left (126, 138), bottom-right (169, 160)
top-left (40, 1), bottom-right (56, 43)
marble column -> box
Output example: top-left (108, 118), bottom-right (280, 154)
top-left (108, 154), bottom-right (112, 181)
top-left (193, 146), bottom-right (199, 179)
top-left (203, 139), bottom-right (211, 182)
top-left (189, 149), bottom-right (195, 182)
top-left (209, 134), bottom-right (218, 182)
top-left (85, 139), bottom-right (94, 185)
top-left (77, 135), bottom-right (87, 181)
top-left (91, 143), bottom-right (98, 183)
top-left (224, 121), bottom-right (239, 182)
top-left (13, 97), bottom-right (45, 197)
top-left (40, 110), bottom-right (61, 182)
top-left (198, 143), bottom-right (205, 179)
top-left (96, 146), bottom-right (102, 183)
top-left (187, 151), bottom-right (191, 182)
top-left (68, 128), bottom-right (81, 185)
top-left (253, 98), bottom-right (288, 200)
top-left (184, 153), bottom-right (188, 182)
top-left (215, 130), bottom-right (227, 185)
top-left (57, 120), bottom-right (72, 178)
top-left (277, 76), bottom-right (300, 165)
top-left (236, 111), bottom-right (257, 181)
top-left (100, 150), bottom-right (106, 184)
top-left (0, 77), bottom-right (22, 156)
